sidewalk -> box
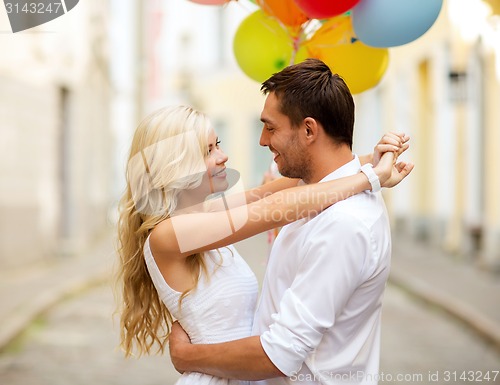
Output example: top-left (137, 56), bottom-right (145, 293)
top-left (0, 231), bottom-right (116, 351)
top-left (389, 232), bottom-right (500, 351)
top-left (1, 229), bottom-right (499, 352)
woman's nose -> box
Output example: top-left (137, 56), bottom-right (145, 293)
top-left (215, 148), bottom-right (228, 164)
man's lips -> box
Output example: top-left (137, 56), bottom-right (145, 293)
top-left (269, 147), bottom-right (280, 161)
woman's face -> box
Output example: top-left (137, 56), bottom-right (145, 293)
top-left (203, 129), bottom-right (229, 194)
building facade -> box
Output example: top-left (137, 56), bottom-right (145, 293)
top-left (355, 0), bottom-right (500, 269)
top-left (0, 1), bottom-right (113, 267)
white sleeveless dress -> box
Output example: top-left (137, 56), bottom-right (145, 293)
top-left (144, 236), bottom-right (258, 385)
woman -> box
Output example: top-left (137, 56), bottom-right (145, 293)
top-left (117, 105), bottom-right (411, 385)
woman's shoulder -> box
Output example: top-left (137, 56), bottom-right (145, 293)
top-left (148, 219), bottom-right (182, 260)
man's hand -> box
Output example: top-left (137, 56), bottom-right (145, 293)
top-left (168, 323), bottom-right (282, 380)
top-left (372, 132), bottom-right (410, 167)
top-left (169, 321), bottom-right (191, 374)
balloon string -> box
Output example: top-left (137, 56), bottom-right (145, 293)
top-left (290, 21), bottom-right (313, 64)
top-left (290, 34), bottom-right (300, 64)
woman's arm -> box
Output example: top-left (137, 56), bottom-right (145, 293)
top-left (212, 132), bottom-right (410, 211)
top-left (201, 176), bottom-right (299, 213)
top-left (151, 152), bottom-right (413, 259)
top-left (244, 177), bottom-right (299, 203)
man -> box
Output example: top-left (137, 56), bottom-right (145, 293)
top-left (169, 58), bottom-right (410, 384)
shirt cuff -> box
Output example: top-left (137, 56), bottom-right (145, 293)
top-left (260, 329), bottom-right (306, 377)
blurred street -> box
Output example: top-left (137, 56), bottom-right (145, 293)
top-left (0, 232), bottom-right (499, 385)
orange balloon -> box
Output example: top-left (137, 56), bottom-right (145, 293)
top-left (305, 15), bottom-right (389, 94)
top-left (256, 0), bottom-right (309, 27)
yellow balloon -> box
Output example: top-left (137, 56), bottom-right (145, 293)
top-left (233, 10), bottom-right (305, 83)
top-left (305, 15), bottom-right (389, 94)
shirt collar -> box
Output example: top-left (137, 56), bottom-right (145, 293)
top-left (318, 154), bottom-right (361, 183)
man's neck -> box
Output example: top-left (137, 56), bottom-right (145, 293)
top-left (304, 146), bottom-right (354, 184)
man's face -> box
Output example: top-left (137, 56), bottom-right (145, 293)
top-left (259, 92), bottom-right (311, 180)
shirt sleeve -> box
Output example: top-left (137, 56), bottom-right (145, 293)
top-left (260, 211), bottom-right (372, 376)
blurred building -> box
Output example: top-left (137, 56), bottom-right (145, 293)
top-left (0, 1), bottom-right (113, 267)
top-left (355, 0), bottom-right (500, 270)
top-left (131, 0), bottom-right (499, 271)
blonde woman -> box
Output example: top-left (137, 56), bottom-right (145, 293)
top-left (117, 105), bottom-right (412, 385)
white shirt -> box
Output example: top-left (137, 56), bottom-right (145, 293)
top-left (252, 156), bottom-right (391, 385)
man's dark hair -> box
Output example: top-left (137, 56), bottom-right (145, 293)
top-left (261, 58), bottom-right (355, 149)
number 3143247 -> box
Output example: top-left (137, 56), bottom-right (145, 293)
top-left (5, 2), bottom-right (63, 14)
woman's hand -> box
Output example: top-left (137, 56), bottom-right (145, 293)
top-left (374, 151), bottom-right (414, 188)
top-left (372, 132), bottom-right (410, 167)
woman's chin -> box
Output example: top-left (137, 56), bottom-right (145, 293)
top-left (213, 179), bottom-right (229, 193)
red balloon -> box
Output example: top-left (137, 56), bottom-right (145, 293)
top-left (293, 0), bottom-right (361, 19)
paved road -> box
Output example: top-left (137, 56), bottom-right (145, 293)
top-left (1, 235), bottom-right (499, 385)
top-left (1, 283), bottom-right (499, 385)
top-left (380, 287), bottom-right (500, 384)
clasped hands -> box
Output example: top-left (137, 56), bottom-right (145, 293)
top-left (372, 132), bottom-right (414, 188)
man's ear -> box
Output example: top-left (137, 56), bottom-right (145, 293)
top-left (303, 117), bottom-right (319, 144)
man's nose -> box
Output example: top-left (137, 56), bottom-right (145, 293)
top-left (259, 129), bottom-right (269, 147)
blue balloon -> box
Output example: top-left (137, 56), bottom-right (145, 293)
top-left (352, 0), bottom-right (443, 47)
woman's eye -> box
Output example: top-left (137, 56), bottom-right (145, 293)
top-left (208, 142), bottom-right (220, 155)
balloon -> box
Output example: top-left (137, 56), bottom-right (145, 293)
top-left (233, 10), bottom-right (307, 82)
top-left (257, 0), bottom-right (309, 27)
top-left (189, 0), bottom-right (229, 5)
top-left (294, 0), bottom-right (361, 19)
top-left (352, 0), bottom-right (443, 47)
top-left (305, 15), bottom-right (389, 94)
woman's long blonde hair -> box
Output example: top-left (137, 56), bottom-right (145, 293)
top-left (117, 106), bottom-right (212, 357)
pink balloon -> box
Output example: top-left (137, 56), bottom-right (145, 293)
top-left (189, 0), bottom-right (229, 5)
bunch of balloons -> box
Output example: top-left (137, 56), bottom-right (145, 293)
top-left (189, 0), bottom-right (443, 94)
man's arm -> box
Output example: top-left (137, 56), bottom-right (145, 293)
top-left (169, 323), bottom-right (285, 381)
top-left (169, 217), bottom-right (369, 380)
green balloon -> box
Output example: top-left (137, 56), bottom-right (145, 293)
top-left (233, 10), bottom-right (299, 82)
